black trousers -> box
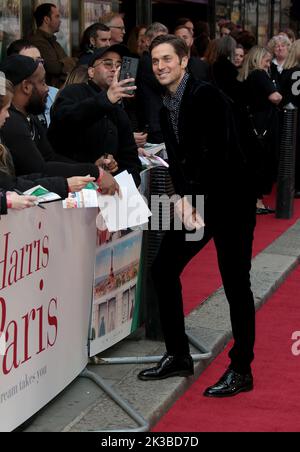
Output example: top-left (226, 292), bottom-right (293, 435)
top-left (152, 191), bottom-right (257, 374)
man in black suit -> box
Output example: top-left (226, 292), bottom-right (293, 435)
top-left (138, 35), bottom-right (257, 398)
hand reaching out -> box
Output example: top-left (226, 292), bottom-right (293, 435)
top-left (67, 175), bottom-right (96, 193)
top-left (6, 192), bottom-right (38, 210)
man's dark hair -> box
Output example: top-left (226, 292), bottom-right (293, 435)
top-left (150, 34), bottom-right (189, 60)
top-left (33, 3), bottom-right (56, 27)
top-left (6, 39), bottom-right (36, 56)
top-left (174, 17), bottom-right (193, 29)
top-left (174, 25), bottom-right (192, 35)
top-left (80, 23), bottom-right (111, 52)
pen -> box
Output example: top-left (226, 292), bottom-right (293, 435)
top-left (14, 189), bottom-right (46, 210)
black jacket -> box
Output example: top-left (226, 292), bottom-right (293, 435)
top-left (1, 106), bottom-right (100, 180)
top-left (48, 80), bottom-right (141, 186)
top-left (0, 190), bottom-right (8, 214)
top-left (0, 170), bottom-right (69, 199)
top-left (188, 57), bottom-right (210, 82)
top-left (135, 52), bottom-right (165, 143)
top-left (160, 78), bottom-right (248, 197)
top-left (212, 56), bottom-right (241, 102)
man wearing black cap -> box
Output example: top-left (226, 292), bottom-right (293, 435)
top-left (48, 45), bottom-right (141, 186)
top-left (0, 54), bottom-right (119, 195)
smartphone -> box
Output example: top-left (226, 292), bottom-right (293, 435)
top-left (119, 56), bottom-right (139, 95)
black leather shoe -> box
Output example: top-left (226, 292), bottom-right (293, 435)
top-left (256, 207), bottom-right (269, 215)
top-left (265, 206), bottom-right (275, 214)
top-left (203, 368), bottom-right (253, 398)
top-left (256, 206), bottom-right (275, 215)
top-left (138, 353), bottom-right (194, 381)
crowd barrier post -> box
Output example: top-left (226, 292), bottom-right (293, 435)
top-left (276, 103), bottom-right (298, 219)
top-left (142, 166), bottom-right (175, 340)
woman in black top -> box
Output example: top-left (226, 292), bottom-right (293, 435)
top-left (211, 36), bottom-right (242, 102)
top-left (239, 46), bottom-right (282, 214)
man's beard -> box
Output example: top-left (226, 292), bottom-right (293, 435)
top-left (26, 89), bottom-right (47, 115)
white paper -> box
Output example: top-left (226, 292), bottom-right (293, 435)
top-left (62, 189), bottom-right (98, 209)
top-left (23, 185), bottom-right (61, 203)
top-left (97, 171), bottom-right (152, 232)
top-left (139, 155), bottom-right (169, 168)
top-left (144, 142), bottom-right (168, 160)
top-left (144, 143), bottom-right (166, 155)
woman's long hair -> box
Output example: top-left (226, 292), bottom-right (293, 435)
top-left (283, 39), bottom-right (300, 70)
top-left (238, 46), bottom-right (272, 82)
top-left (216, 35), bottom-right (237, 64)
top-left (0, 79), bottom-right (15, 175)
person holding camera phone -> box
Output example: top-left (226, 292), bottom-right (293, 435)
top-left (48, 44), bottom-right (142, 187)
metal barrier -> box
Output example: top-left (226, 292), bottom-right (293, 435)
top-left (276, 103), bottom-right (298, 219)
top-left (142, 166), bottom-right (175, 340)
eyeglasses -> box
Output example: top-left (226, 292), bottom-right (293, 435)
top-left (110, 26), bottom-right (126, 32)
top-left (93, 59), bottom-right (122, 70)
top-left (35, 57), bottom-right (45, 65)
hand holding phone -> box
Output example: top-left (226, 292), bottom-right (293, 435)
top-left (107, 66), bottom-right (137, 104)
top-left (118, 56), bottom-right (139, 96)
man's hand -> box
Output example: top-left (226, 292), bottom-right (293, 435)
top-left (67, 175), bottom-right (96, 192)
top-left (107, 67), bottom-right (137, 104)
top-left (175, 196), bottom-right (205, 231)
top-left (134, 132), bottom-right (148, 147)
top-left (95, 154), bottom-right (119, 174)
top-left (98, 170), bottom-right (121, 196)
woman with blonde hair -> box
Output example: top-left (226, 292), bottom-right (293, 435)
top-left (239, 46), bottom-right (282, 214)
top-left (279, 39), bottom-right (300, 105)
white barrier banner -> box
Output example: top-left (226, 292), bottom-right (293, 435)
top-left (0, 204), bottom-right (97, 431)
top-left (90, 229), bottom-right (143, 357)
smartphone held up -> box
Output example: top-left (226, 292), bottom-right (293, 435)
top-left (119, 56), bottom-right (139, 95)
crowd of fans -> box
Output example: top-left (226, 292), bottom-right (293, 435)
top-left (0, 2), bottom-right (300, 216)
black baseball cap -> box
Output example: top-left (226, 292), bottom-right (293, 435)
top-left (88, 44), bottom-right (131, 67)
top-left (0, 55), bottom-right (39, 86)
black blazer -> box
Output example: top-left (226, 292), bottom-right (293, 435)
top-left (160, 77), bottom-right (247, 197)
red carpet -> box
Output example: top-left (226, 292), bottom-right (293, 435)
top-left (182, 194), bottom-right (300, 315)
top-left (154, 264), bottom-right (300, 432)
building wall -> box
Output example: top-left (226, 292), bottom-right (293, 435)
top-left (214, 0), bottom-right (291, 45)
top-left (0, 0), bottom-right (294, 61)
